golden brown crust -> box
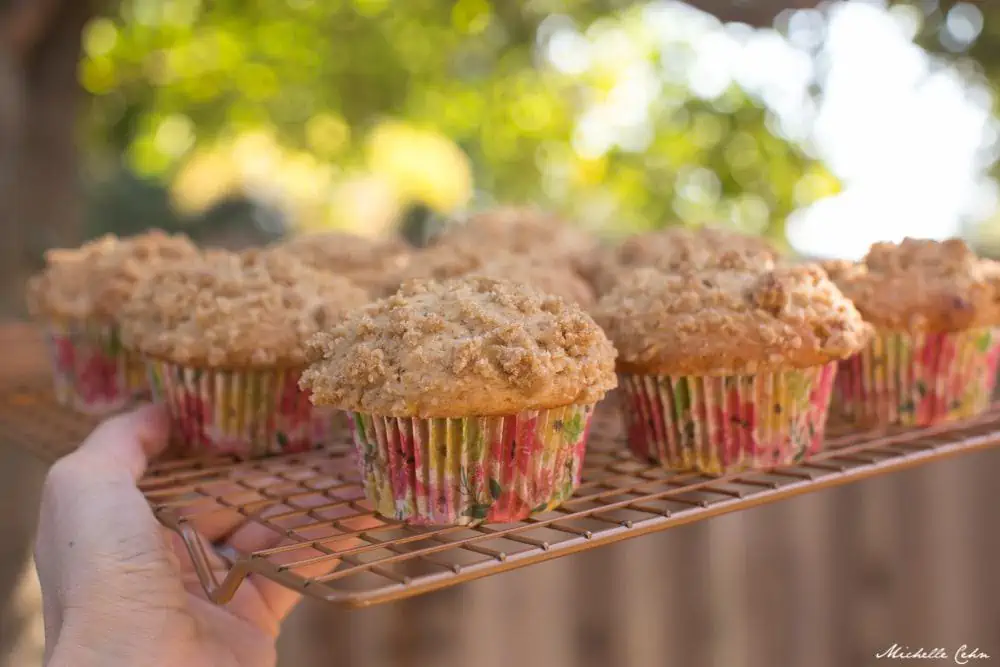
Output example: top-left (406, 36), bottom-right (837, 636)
top-left (822, 238), bottom-right (1000, 332)
top-left (471, 255), bottom-right (596, 308)
top-left (120, 251), bottom-right (370, 368)
top-left (25, 231), bottom-right (200, 321)
top-left (593, 265), bottom-right (871, 376)
top-left (301, 276), bottom-right (617, 417)
top-left (591, 226), bottom-right (780, 295)
top-left (432, 205), bottom-right (598, 270)
top-left (389, 243), bottom-right (491, 290)
top-left (389, 244), bottom-right (595, 306)
top-left (269, 231), bottom-right (412, 293)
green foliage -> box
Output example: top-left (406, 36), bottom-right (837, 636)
top-left (80, 0), bottom-right (835, 240)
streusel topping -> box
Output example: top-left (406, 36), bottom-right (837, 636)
top-left (594, 265), bottom-right (871, 375)
top-left (433, 206), bottom-right (597, 270)
top-left (120, 251), bottom-right (370, 368)
top-left (822, 237), bottom-right (1000, 332)
top-left (270, 231), bottom-right (412, 293)
top-left (394, 245), bottom-right (595, 306)
top-left (592, 226), bottom-right (779, 294)
top-left (26, 230), bottom-right (200, 320)
top-left (472, 255), bottom-right (596, 307)
top-left (301, 276), bottom-right (617, 417)
top-left (388, 243), bottom-right (491, 291)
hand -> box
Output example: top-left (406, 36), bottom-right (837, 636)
top-left (34, 404), bottom-right (338, 667)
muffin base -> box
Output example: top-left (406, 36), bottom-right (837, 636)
top-left (350, 404), bottom-right (595, 526)
top-left (833, 327), bottom-right (1000, 426)
top-left (42, 319), bottom-right (146, 415)
top-left (620, 363), bottom-right (837, 474)
top-left (147, 360), bottom-right (336, 459)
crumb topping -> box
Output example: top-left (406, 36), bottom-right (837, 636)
top-left (26, 230), bottom-right (200, 320)
top-left (270, 231), bottom-right (412, 293)
top-left (389, 243), bottom-right (491, 289)
top-left (433, 205), bottom-right (598, 270)
top-left (592, 226), bottom-right (780, 294)
top-left (822, 237), bottom-right (1000, 332)
top-left (301, 276), bottom-right (617, 417)
top-left (120, 251), bottom-right (370, 368)
top-left (594, 265), bottom-right (871, 375)
top-left (472, 255), bottom-right (596, 307)
top-left (393, 244), bottom-right (595, 306)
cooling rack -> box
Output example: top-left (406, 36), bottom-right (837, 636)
top-left (3, 322), bottom-right (1000, 608)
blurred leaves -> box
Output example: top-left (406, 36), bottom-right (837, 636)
top-left (80, 0), bottom-right (835, 240)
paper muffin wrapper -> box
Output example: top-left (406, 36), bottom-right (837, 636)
top-left (350, 404), bottom-right (596, 526)
top-left (147, 360), bottom-right (337, 459)
top-left (619, 362), bottom-right (838, 474)
top-left (832, 327), bottom-right (1000, 427)
top-left (41, 318), bottom-right (147, 415)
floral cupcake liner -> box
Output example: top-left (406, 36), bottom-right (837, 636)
top-left (147, 360), bottom-right (337, 459)
top-left (41, 318), bottom-right (147, 415)
top-left (833, 327), bottom-right (1000, 426)
top-left (350, 404), bottom-right (596, 526)
top-left (620, 362), bottom-right (838, 474)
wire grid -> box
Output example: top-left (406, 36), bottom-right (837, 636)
top-left (3, 323), bottom-right (1000, 608)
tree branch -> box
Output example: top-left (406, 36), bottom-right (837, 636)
top-left (0, 0), bottom-right (65, 61)
top-left (682, 0), bottom-right (823, 27)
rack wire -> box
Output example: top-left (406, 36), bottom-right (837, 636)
top-left (3, 322), bottom-right (1000, 608)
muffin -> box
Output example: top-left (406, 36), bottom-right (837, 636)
top-left (25, 230), bottom-right (199, 414)
top-left (392, 243), bottom-right (596, 306)
top-left (591, 226), bottom-right (780, 295)
top-left (120, 251), bottom-right (370, 458)
top-left (473, 255), bottom-right (597, 308)
top-left (823, 237), bottom-right (1000, 426)
top-left (594, 265), bottom-right (870, 473)
top-left (301, 276), bottom-right (618, 525)
top-left (269, 231), bottom-right (412, 294)
top-left (433, 205), bottom-right (598, 274)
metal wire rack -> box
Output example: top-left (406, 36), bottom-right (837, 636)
top-left (4, 323), bottom-right (1000, 608)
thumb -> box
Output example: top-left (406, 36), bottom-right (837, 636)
top-left (36, 404), bottom-right (186, 640)
top-left (66, 402), bottom-right (170, 480)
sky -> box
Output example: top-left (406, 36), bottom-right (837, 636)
top-left (545, 0), bottom-right (996, 259)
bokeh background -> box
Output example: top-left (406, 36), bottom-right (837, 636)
top-left (3, 1), bottom-right (1000, 665)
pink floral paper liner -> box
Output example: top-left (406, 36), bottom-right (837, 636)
top-left (350, 403), bottom-right (595, 526)
top-left (146, 359), bottom-right (337, 459)
top-left (41, 318), bottom-right (147, 415)
top-left (620, 362), bottom-right (837, 474)
top-left (832, 327), bottom-right (1000, 427)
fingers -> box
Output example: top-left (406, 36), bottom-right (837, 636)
top-left (62, 403), bottom-right (170, 481)
top-left (35, 404), bottom-right (185, 625)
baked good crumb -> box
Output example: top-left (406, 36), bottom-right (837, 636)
top-left (822, 237), bottom-right (1000, 332)
top-left (591, 226), bottom-right (779, 295)
top-left (120, 251), bottom-right (370, 368)
top-left (471, 255), bottom-right (596, 307)
top-left (270, 231), bottom-right (412, 293)
top-left (594, 264), bottom-right (871, 375)
top-left (302, 276), bottom-right (617, 417)
top-left (26, 230), bottom-right (200, 320)
top-left (432, 205), bottom-right (597, 270)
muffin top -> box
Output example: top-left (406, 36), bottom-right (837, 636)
top-left (592, 226), bottom-right (779, 294)
top-left (594, 265), bottom-right (871, 376)
top-left (389, 242), bottom-right (490, 290)
top-left (26, 230), bottom-right (200, 320)
top-left (822, 237), bottom-right (1000, 333)
top-left (395, 244), bottom-right (595, 307)
top-left (433, 205), bottom-right (597, 269)
top-left (269, 231), bottom-right (412, 293)
top-left (472, 255), bottom-right (596, 308)
top-left (301, 276), bottom-right (618, 417)
top-left (120, 251), bottom-right (370, 368)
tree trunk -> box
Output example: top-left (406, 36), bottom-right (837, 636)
top-left (0, 0), bottom-right (92, 317)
